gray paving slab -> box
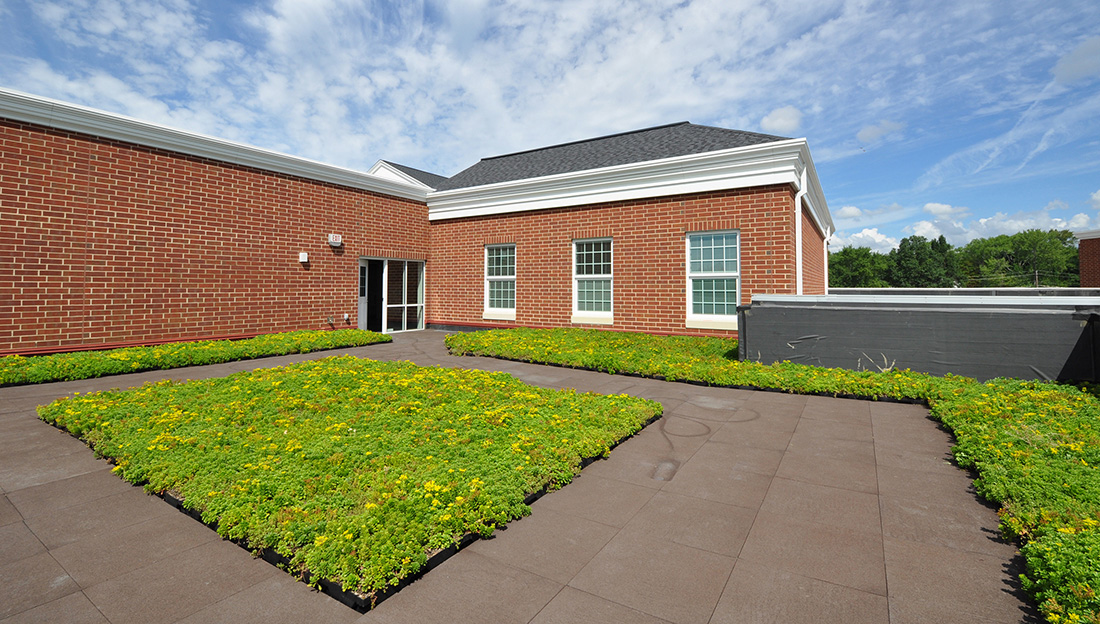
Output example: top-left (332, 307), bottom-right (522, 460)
top-left (712, 559), bottom-right (889, 624)
top-left (0, 330), bottom-right (1037, 623)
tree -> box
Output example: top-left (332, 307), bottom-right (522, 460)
top-left (957, 229), bottom-right (1079, 287)
top-left (828, 229), bottom-right (1079, 289)
top-left (829, 246), bottom-right (891, 287)
top-left (887, 235), bottom-right (959, 287)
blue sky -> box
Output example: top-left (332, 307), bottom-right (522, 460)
top-left (1, 0), bottom-right (1098, 252)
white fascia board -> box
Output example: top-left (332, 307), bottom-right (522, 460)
top-left (427, 139), bottom-right (826, 221)
top-left (0, 88), bottom-right (428, 203)
top-left (792, 142), bottom-right (833, 236)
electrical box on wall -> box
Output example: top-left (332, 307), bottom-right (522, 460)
top-left (328, 233), bottom-right (343, 247)
top-left (299, 252), bottom-right (309, 263)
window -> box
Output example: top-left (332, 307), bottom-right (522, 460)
top-left (484, 244), bottom-right (516, 320)
top-left (686, 231), bottom-right (739, 329)
top-left (573, 238), bottom-right (613, 324)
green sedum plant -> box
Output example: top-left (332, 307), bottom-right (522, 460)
top-left (38, 356), bottom-right (660, 600)
top-left (1, 329), bottom-right (390, 386)
top-left (446, 327), bottom-right (1100, 623)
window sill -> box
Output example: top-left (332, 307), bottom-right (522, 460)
top-left (571, 314), bottom-right (614, 326)
top-left (686, 317), bottom-right (738, 331)
top-left (483, 310), bottom-right (516, 321)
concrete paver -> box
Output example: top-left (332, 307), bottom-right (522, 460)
top-left (0, 330), bottom-right (1037, 623)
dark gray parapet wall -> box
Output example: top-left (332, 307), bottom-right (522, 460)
top-left (831, 288), bottom-right (1100, 298)
top-left (738, 294), bottom-right (1100, 382)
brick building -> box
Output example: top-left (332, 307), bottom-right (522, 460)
top-left (1, 88), bottom-right (832, 354)
top-left (1077, 230), bottom-right (1100, 287)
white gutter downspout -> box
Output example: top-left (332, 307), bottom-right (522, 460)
top-left (794, 168), bottom-right (808, 295)
top-left (823, 226), bottom-right (834, 295)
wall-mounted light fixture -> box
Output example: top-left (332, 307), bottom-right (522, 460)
top-left (328, 234), bottom-right (343, 247)
top-left (299, 252), bottom-right (309, 263)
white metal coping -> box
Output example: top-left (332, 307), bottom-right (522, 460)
top-left (0, 87), bottom-right (429, 202)
top-left (751, 294), bottom-right (1100, 308)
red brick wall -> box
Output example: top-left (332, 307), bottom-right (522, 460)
top-left (1, 119), bottom-right (428, 352)
top-left (1080, 238), bottom-right (1100, 287)
top-left (801, 206), bottom-right (827, 295)
top-left (426, 185), bottom-right (798, 337)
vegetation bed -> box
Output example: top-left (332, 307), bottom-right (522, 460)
top-left (37, 356), bottom-right (660, 604)
top-left (2, 329), bottom-right (390, 386)
top-left (446, 327), bottom-right (1100, 623)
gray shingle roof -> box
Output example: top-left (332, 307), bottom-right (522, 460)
top-left (381, 161), bottom-right (449, 189)
top-left (435, 122), bottom-right (788, 191)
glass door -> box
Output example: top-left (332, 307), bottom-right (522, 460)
top-left (384, 260), bottom-right (424, 333)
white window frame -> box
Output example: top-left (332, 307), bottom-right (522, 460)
top-left (484, 244), bottom-right (516, 321)
top-left (685, 230), bottom-right (740, 330)
top-left (572, 238), bottom-right (613, 325)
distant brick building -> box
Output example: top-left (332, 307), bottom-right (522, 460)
top-left (1, 88), bottom-right (832, 354)
top-left (1077, 230), bottom-right (1100, 287)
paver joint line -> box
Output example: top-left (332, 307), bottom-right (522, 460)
top-left (0, 330), bottom-right (1033, 624)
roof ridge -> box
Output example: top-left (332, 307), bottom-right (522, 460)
top-left (480, 121), bottom-right (691, 162)
top-left (685, 123), bottom-right (790, 142)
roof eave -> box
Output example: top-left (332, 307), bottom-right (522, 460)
top-left (427, 138), bottom-right (833, 231)
top-left (0, 88), bottom-right (428, 203)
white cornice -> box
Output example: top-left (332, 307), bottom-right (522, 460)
top-left (1075, 229), bottom-right (1100, 241)
top-left (0, 88), bottom-right (428, 202)
top-left (426, 139), bottom-right (834, 232)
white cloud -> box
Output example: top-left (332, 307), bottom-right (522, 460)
top-left (1091, 189), bottom-right (1100, 210)
top-left (0, 0), bottom-right (1097, 188)
top-left (906, 220), bottom-right (950, 239)
top-left (856, 120), bottom-right (904, 144)
top-left (1054, 36), bottom-right (1100, 83)
top-left (904, 201), bottom-right (1098, 245)
top-left (831, 228), bottom-right (899, 253)
top-left (835, 205), bottom-right (863, 219)
top-left (922, 202), bottom-right (969, 218)
top-left (761, 106), bottom-right (803, 134)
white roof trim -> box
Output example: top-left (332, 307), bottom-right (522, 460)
top-left (0, 88), bottom-right (428, 202)
top-left (1075, 229), bottom-right (1100, 240)
top-left (426, 138), bottom-right (833, 232)
top-left (367, 160), bottom-right (435, 189)
top-left (753, 294), bottom-right (1100, 307)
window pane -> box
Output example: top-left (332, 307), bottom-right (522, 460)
top-left (692, 278), bottom-right (738, 315)
top-left (406, 262), bottom-right (422, 305)
top-left (406, 306), bottom-right (423, 330)
top-left (388, 261), bottom-right (405, 306)
top-left (387, 306), bottom-right (404, 332)
top-left (688, 233), bottom-right (739, 275)
top-left (487, 246), bottom-right (515, 277)
top-left (575, 240), bottom-right (611, 276)
top-left (577, 279), bottom-right (611, 312)
top-left (488, 280), bottom-right (515, 309)
top-left (359, 265), bottom-right (366, 298)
